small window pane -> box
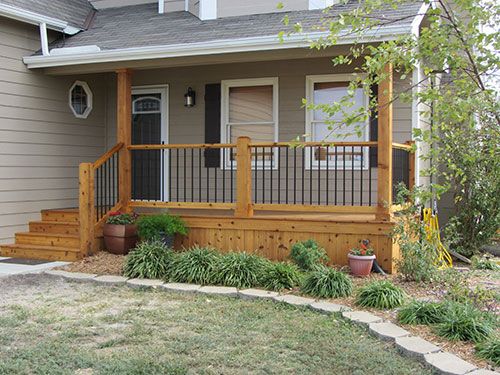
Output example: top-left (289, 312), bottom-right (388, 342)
top-left (313, 82), bottom-right (364, 121)
top-left (133, 95), bottom-right (161, 114)
top-left (229, 85), bottom-right (273, 122)
top-left (71, 85), bottom-right (88, 115)
top-left (229, 123), bottom-right (274, 143)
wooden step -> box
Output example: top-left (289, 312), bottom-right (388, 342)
top-left (29, 221), bottom-right (79, 235)
top-left (0, 244), bottom-right (82, 262)
top-left (41, 209), bottom-right (79, 223)
top-left (15, 232), bottom-right (80, 248)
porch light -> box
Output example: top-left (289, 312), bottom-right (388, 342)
top-left (184, 87), bottom-right (196, 107)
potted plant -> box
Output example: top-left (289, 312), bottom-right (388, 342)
top-left (136, 213), bottom-right (188, 248)
top-left (348, 239), bottom-right (376, 277)
top-left (103, 212), bottom-right (139, 255)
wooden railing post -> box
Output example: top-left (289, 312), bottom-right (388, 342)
top-left (235, 136), bottom-right (254, 218)
top-left (406, 140), bottom-right (416, 191)
top-left (79, 163), bottom-right (95, 256)
top-left (116, 68), bottom-right (133, 211)
top-left (377, 63), bottom-right (394, 221)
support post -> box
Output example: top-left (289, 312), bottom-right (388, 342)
top-left (116, 68), bottom-right (133, 211)
top-left (235, 136), bottom-right (253, 218)
top-left (79, 163), bottom-right (94, 256)
top-left (406, 140), bottom-right (416, 191)
top-left (376, 63), bottom-right (393, 221)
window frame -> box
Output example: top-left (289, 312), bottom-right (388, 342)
top-left (305, 74), bottom-right (370, 170)
top-left (69, 80), bottom-right (93, 119)
top-left (221, 77), bottom-right (279, 169)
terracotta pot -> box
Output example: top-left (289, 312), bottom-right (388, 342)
top-left (348, 254), bottom-right (376, 277)
top-left (103, 223), bottom-right (138, 255)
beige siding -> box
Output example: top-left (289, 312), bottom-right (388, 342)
top-left (0, 18), bottom-right (107, 244)
top-left (90, 0), bottom-right (156, 9)
top-left (217, 0), bottom-right (308, 18)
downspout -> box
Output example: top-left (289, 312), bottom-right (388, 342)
top-left (185, 0), bottom-right (189, 12)
top-left (158, 0), bottom-right (164, 13)
top-left (39, 22), bottom-right (50, 56)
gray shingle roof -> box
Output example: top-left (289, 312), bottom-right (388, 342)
top-left (49, 1), bottom-right (423, 51)
top-left (0, 0), bottom-right (94, 29)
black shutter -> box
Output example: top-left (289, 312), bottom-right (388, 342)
top-left (204, 83), bottom-right (221, 167)
top-left (369, 84), bottom-right (378, 168)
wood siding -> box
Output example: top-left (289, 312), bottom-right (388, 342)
top-left (0, 18), bottom-right (106, 244)
top-left (217, 0), bottom-right (308, 18)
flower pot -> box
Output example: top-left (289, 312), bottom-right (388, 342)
top-left (103, 223), bottom-right (138, 255)
top-left (348, 254), bottom-right (376, 277)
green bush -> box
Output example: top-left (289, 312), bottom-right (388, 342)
top-left (260, 262), bottom-right (302, 291)
top-left (301, 265), bottom-right (353, 298)
top-left (435, 302), bottom-right (495, 343)
top-left (289, 239), bottom-right (328, 271)
top-left (471, 255), bottom-right (499, 270)
top-left (476, 337), bottom-right (500, 366)
top-left (169, 247), bottom-right (220, 285)
top-left (123, 240), bottom-right (174, 279)
top-left (214, 252), bottom-right (270, 288)
top-left (397, 300), bottom-right (447, 325)
top-left (356, 280), bottom-right (406, 309)
top-left (137, 213), bottom-right (188, 240)
top-left (445, 283), bottom-right (498, 311)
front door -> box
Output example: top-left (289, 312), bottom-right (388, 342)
top-left (131, 86), bottom-right (168, 201)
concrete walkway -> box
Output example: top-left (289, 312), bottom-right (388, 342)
top-left (0, 257), bottom-right (69, 277)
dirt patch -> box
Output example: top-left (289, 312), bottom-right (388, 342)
top-left (56, 251), bottom-right (125, 275)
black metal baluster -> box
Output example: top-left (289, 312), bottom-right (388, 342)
top-left (334, 146), bottom-right (338, 205)
top-left (317, 146), bottom-right (321, 205)
top-left (326, 146), bottom-right (329, 205)
top-left (222, 148), bottom-right (225, 203)
top-left (277, 147), bottom-right (281, 204)
top-left (214, 151), bottom-right (218, 203)
top-left (262, 147), bottom-right (265, 203)
top-left (230, 147), bottom-right (234, 203)
top-left (285, 147), bottom-right (289, 204)
top-left (293, 147), bottom-right (296, 204)
top-left (191, 148), bottom-right (194, 202)
top-left (343, 146), bottom-right (346, 205)
top-left (301, 148), bottom-right (305, 204)
top-left (369, 145), bottom-right (372, 206)
top-left (176, 149), bottom-right (179, 202)
top-left (270, 147), bottom-right (273, 204)
top-left (116, 153), bottom-right (120, 203)
top-left (207, 155), bottom-right (210, 202)
top-left (360, 146), bottom-right (364, 206)
top-left (96, 167), bottom-right (100, 221)
top-left (199, 148), bottom-right (202, 202)
top-left (351, 146), bottom-right (355, 206)
top-left (309, 146), bottom-right (313, 205)
top-left (254, 146), bottom-right (258, 203)
top-left (161, 148), bottom-right (165, 202)
top-left (184, 148), bottom-right (187, 202)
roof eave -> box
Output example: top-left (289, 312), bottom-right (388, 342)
top-left (0, 3), bottom-right (81, 35)
top-left (23, 25), bottom-right (412, 69)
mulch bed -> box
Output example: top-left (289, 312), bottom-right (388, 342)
top-left (56, 251), bottom-right (124, 275)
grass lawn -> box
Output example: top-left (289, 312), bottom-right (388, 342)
top-left (0, 274), bottom-right (432, 375)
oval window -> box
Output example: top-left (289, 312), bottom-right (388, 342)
top-left (69, 81), bottom-right (93, 118)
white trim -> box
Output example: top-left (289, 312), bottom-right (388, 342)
top-left (159, 0), bottom-right (165, 13)
top-left (69, 80), bottom-right (93, 119)
top-left (305, 74), bottom-right (370, 170)
top-left (132, 85), bottom-right (169, 200)
top-left (39, 23), bottom-right (49, 56)
top-left (0, 3), bottom-right (80, 35)
top-left (23, 25), bottom-right (413, 69)
top-left (199, 0), bottom-right (217, 20)
top-left (309, 0), bottom-right (335, 10)
top-left (221, 77), bottom-right (279, 169)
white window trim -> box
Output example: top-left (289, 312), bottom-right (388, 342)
top-left (221, 77), bottom-right (279, 169)
top-left (305, 73), bottom-right (370, 170)
top-left (69, 80), bottom-right (93, 119)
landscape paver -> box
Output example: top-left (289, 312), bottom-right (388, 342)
top-left (342, 310), bottom-right (383, 326)
top-left (126, 278), bottom-right (164, 288)
top-left (162, 282), bottom-right (201, 293)
top-left (369, 322), bottom-right (410, 342)
top-left (273, 294), bottom-right (316, 306)
top-left (238, 288), bottom-right (279, 300)
top-left (395, 336), bottom-right (441, 360)
top-left (424, 352), bottom-right (477, 375)
top-left (198, 286), bottom-right (239, 297)
top-left (309, 301), bottom-right (350, 313)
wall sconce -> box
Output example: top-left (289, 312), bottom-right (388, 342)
top-left (184, 87), bottom-right (196, 107)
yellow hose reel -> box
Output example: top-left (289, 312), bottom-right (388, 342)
top-left (422, 208), bottom-right (453, 269)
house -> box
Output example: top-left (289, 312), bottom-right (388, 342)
top-left (0, 0), bottom-right (431, 273)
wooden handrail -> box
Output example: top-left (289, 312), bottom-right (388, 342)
top-left (391, 142), bottom-right (413, 151)
top-left (128, 141), bottom-right (378, 150)
top-left (128, 143), bottom-right (237, 150)
top-left (92, 142), bottom-right (124, 169)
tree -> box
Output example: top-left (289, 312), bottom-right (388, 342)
top-left (281, 0), bottom-right (500, 256)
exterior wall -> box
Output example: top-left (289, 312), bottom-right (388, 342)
top-left (0, 18), bottom-right (107, 244)
top-left (90, 0), bottom-right (155, 9)
top-left (217, 0), bottom-right (308, 18)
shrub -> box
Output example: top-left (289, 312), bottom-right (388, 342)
top-left (356, 280), bottom-right (406, 309)
top-left (301, 265), bottom-right (353, 298)
top-left (435, 302), bottom-right (495, 343)
top-left (476, 337), bottom-right (500, 366)
top-left (123, 240), bottom-right (174, 279)
top-left (397, 300), bottom-right (447, 325)
top-left (137, 213), bottom-right (188, 240)
top-left (106, 211), bottom-right (138, 225)
top-left (392, 188), bottom-right (440, 283)
top-left (445, 283), bottom-right (498, 311)
top-left (260, 262), bottom-right (302, 291)
top-left (214, 252), bottom-right (270, 288)
top-left (471, 255), bottom-right (499, 270)
top-left (289, 239), bottom-right (328, 271)
top-left (169, 247), bottom-right (220, 285)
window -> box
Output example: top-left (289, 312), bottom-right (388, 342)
top-left (221, 78), bottom-right (278, 167)
top-left (69, 81), bottom-right (93, 119)
top-left (305, 74), bottom-right (369, 169)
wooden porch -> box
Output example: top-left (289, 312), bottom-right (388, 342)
top-left (0, 64), bottom-right (415, 273)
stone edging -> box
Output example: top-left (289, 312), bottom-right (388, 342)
top-left (43, 270), bottom-right (498, 375)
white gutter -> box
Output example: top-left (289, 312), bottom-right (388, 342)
top-left (0, 3), bottom-right (80, 35)
top-left (39, 23), bottom-right (50, 56)
top-left (23, 24), bottom-right (412, 69)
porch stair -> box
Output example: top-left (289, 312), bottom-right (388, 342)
top-left (0, 208), bottom-right (82, 261)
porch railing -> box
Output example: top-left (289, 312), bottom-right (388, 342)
top-left (126, 137), bottom-right (415, 215)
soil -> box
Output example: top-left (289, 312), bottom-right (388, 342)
top-left (56, 251), bottom-right (124, 275)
